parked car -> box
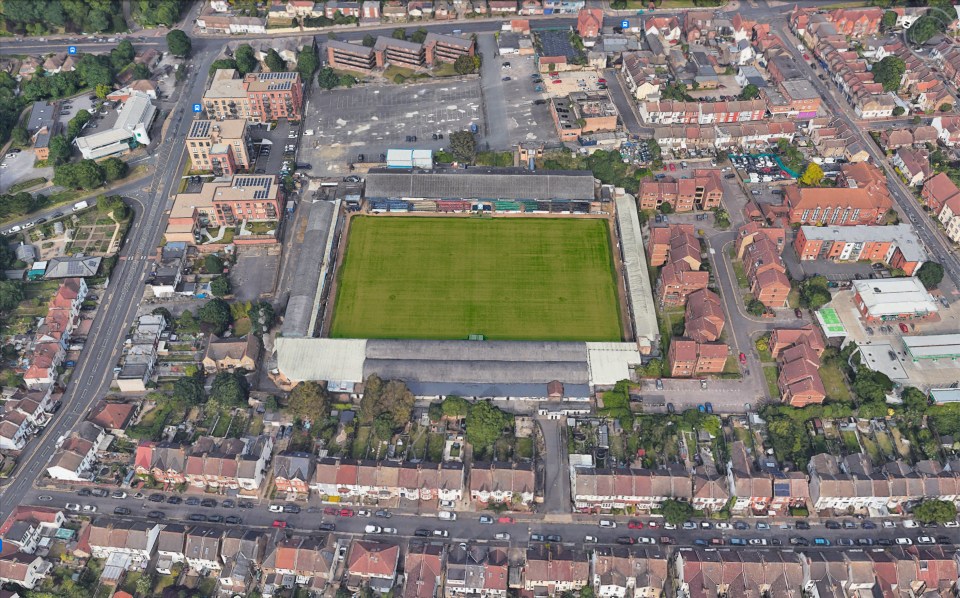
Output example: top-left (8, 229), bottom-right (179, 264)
top-left (113, 507), bottom-right (131, 515)
top-left (546, 535), bottom-right (562, 542)
top-left (272, 520), bottom-right (287, 528)
top-left (319, 523), bottom-right (336, 531)
top-left (225, 516), bottom-right (243, 525)
top-left (628, 520), bottom-right (644, 529)
top-left (208, 515), bottom-right (224, 523)
top-left (813, 538), bottom-right (830, 546)
top-left (189, 514), bottom-right (207, 522)
top-left (616, 536), bottom-right (636, 545)
top-left (480, 515), bottom-right (494, 524)
top-left (147, 511), bottom-right (165, 519)
top-left (433, 530), bottom-right (449, 537)
top-left (895, 537), bottom-right (913, 545)
top-left (495, 532), bottom-right (511, 540)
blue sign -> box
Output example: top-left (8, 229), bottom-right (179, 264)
top-left (621, 19), bottom-right (630, 29)
top-left (192, 104), bottom-right (202, 113)
top-left (68, 46), bottom-right (77, 55)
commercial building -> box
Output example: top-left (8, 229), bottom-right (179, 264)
top-left (550, 92), bottom-right (619, 142)
top-left (75, 92), bottom-right (157, 160)
top-left (27, 101), bottom-right (57, 160)
top-left (852, 278), bottom-right (939, 322)
top-left (902, 334), bottom-right (960, 362)
top-left (326, 40), bottom-right (377, 74)
top-left (637, 170), bottom-right (723, 212)
top-left (165, 175), bottom-right (283, 243)
top-left (793, 224), bottom-right (928, 275)
top-left (203, 69), bottom-right (303, 123)
top-left (186, 119), bottom-right (254, 176)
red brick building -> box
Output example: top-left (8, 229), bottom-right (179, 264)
top-left (658, 261), bottom-right (709, 307)
top-left (922, 172), bottom-right (960, 215)
top-left (684, 288), bottom-right (725, 343)
top-left (576, 8), bottom-right (603, 38)
top-left (743, 236), bottom-right (790, 308)
top-left (637, 170), bottom-right (723, 212)
top-left (793, 224), bottom-right (927, 276)
top-left (668, 339), bottom-right (728, 377)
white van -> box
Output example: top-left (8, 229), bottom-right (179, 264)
top-left (599, 519), bottom-right (617, 528)
top-left (438, 510), bottom-right (457, 521)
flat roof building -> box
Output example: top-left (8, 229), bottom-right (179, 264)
top-left (903, 334), bottom-right (960, 361)
top-left (852, 278), bottom-right (939, 322)
top-left (364, 168), bottom-right (596, 201)
top-left (75, 92), bottom-right (156, 160)
top-left (186, 119), bottom-right (253, 176)
top-left (203, 69), bottom-right (303, 123)
top-left (165, 175), bottom-right (283, 244)
top-left (794, 223), bottom-right (927, 276)
top-left (375, 36), bottom-right (426, 69)
top-left (327, 40), bottom-right (377, 74)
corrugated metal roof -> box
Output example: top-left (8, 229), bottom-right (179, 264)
top-left (364, 169), bottom-right (595, 201)
top-left (614, 194), bottom-right (658, 351)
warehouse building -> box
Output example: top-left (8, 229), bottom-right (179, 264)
top-left (75, 92), bottom-right (156, 160)
top-left (852, 278), bottom-right (939, 322)
top-left (903, 334), bottom-right (960, 362)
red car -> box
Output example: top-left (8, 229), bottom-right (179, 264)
top-left (552, 80), bottom-right (562, 84)
top-left (669, 163), bottom-right (676, 171)
top-left (323, 507), bottom-right (338, 516)
top-left (739, 352), bottom-right (747, 364)
top-left (899, 322), bottom-right (909, 333)
top-left (340, 509), bottom-right (355, 517)
top-left (803, 53), bottom-right (810, 60)
top-left (272, 520), bottom-right (287, 528)
top-left (597, 78), bottom-right (607, 83)
top-left (498, 516), bottom-right (515, 524)
top-left (628, 520), bottom-right (644, 529)
top-left (549, 72), bottom-right (559, 77)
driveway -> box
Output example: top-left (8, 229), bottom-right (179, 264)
top-left (537, 417), bottom-right (569, 514)
top-left (477, 33), bottom-right (510, 150)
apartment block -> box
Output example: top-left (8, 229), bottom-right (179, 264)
top-left (637, 170), bottom-right (723, 212)
top-left (684, 288), bottom-right (725, 343)
top-left (668, 339), bottom-right (728, 377)
top-left (647, 224), bottom-right (697, 268)
top-left (743, 235), bottom-right (790, 308)
top-left (922, 172), bottom-right (960, 215)
top-left (424, 33), bottom-right (476, 64)
top-left (783, 184), bottom-right (891, 226)
top-left (166, 174), bottom-right (284, 243)
top-left (186, 119), bottom-right (253, 175)
top-left (375, 36), bottom-right (426, 69)
top-left (326, 40), bottom-right (377, 73)
top-left (551, 92), bottom-right (618, 143)
top-left (203, 69), bottom-right (303, 123)
top-left (794, 224), bottom-right (927, 275)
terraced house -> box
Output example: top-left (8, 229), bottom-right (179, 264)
top-left (311, 459), bottom-right (465, 503)
top-left (469, 462), bottom-right (536, 505)
top-left (571, 465), bottom-right (692, 512)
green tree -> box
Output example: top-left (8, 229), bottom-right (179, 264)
top-left (362, 34), bottom-right (376, 47)
top-left (317, 67), bottom-right (339, 90)
top-left (358, 374), bottom-right (416, 430)
top-left (739, 83), bottom-right (759, 100)
top-left (287, 381), bottom-right (331, 425)
top-left (130, 63), bottom-right (151, 81)
top-left (11, 125), bottom-right (30, 147)
top-left (392, 28), bottom-right (407, 40)
top-left (234, 44), bottom-right (258, 75)
top-left (853, 370), bottom-right (894, 403)
top-left (198, 298), bottom-right (233, 335)
top-left (209, 58), bottom-right (238, 76)
top-left (95, 83), bottom-right (112, 99)
top-left (176, 309), bottom-right (200, 334)
top-left (872, 56), bottom-right (905, 92)
top-left (110, 39), bottom-right (136, 71)
top-left (913, 499), bottom-right (957, 524)
top-left (66, 109), bottom-right (92, 141)
top-left (799, 276), bottom-right (831, 310)
top-left (900, 387), bottom-right (930, 417)
top-left (917, 261), bottom-right (944, 289)
top-left (47, 134), bottom-right (72, 165)
top-left (892, 106), bottom-right (906, 117)
top-left (209, 371), bottom-right (250, 408)
top-left (166, 29), bottom-right (192, 58)
top-left (101, 157), bottom-right (128, 181)
top-left (579, 586), bottom-right (595, 598)
top-left (297, 47), bottom-right (320, 85)
top-left (97, 193), bottom-right (128, 219)
top-left (264, 49), bottom-right (286, 72)
top-left (449, 130), bottom-right (477, 162)
top-left (746, 298), bottom-right (766, 316)
top-left (659, 201), bottom-right (674, 214)
top-left (249, 301), bottom-right (275, 336)
top-left (172, 373), bottom-right (205, 405)
top-left (661, 499), bottom-right (694, 525)
top-left (941, 103), bottom-right (954, 113)
top-left (908, 16), bottom-right (944, 45)
top-left (204, 254), bottom-right (224, 274)
top-left (210, 275), bottom-right (232, 297)
top-left (799, 162), bottom-right (824, 187)
top-left (441, 396), bottom-right (471, 417)
top-left (881, 10), bottom-right (897, 31)
top-left (465, 400), bottom-right (512, 450)
top-left (53, 159), bottom-right (105, 189)
top-left (0, 280), bottom-right (25, 314)
top-left (410, 27), bottom-right (428, 44)
top-left (454, 54), bottom-right (480, 75)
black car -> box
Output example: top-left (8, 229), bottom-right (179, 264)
top-left (222, 500), bottom-right (235, 509)
top-left (147, 511), bottom-right (166, 519)
top-left (856, 538), bottom-right (874, 546)
top-left (225, 516), bottom-right (243, 525)
top-left (53, 212), bottom-right (64, 218)
top-left (357, 154), bottom-right (365, 162)
top-left (877, 538), bottom-right (894, 546)
top-left (238, 501), bottom-right (255, 509)
top-left (375, 510), bottom-right (391, 518)
top-left (284, 505), bottom-right (301, 514)
top-left (530, 534), bottom-right (545, 542)
top-left (937, 535), bottom-right (951, 544)
top-left (200, 499), bottom-right (217, 508)
top-left (825, 520), bottom-right (841, 530)
top-left (771, 538), bottom-right (782, 546)
top-left (837, 538), bottom-right (855, 546)
top-left (795, 520), bottom-right (810, 530)
top-left (185, 497), bottom-right (201, 506)
top-left (77, 488), bottom-right (92, 497)
top-left (616, 537), bottom-right (636, 545)
top-left (207, 515), bottom-right (224, 523)
top-left (319, 522), bottom-right (336, 531)
top-left (149, 493), bottom-right (165, 502)
top-left (188, 514), bottom-right (207, 522)
top-left (35, 218), bottom-right (47, 224)
top-left (113, 507), bottom-right (131, 515)
top-left (861, 521), bottom-right (876, 529)
top-left (414, 529), bottom-right (430, 537)
top-left (166, 496), bottom-right (182, 504)
top-left (546, 535), bottom-right (561, 542)
top-left (91, 488), bottom-right (109, 497)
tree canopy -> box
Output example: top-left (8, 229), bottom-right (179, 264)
top-left (454, 54), bottom-right (481, 75)
top-left (881, 10), bottom-right (897, 31)
top-left (264, 49), bottom-right (286, 72)
top-left (66, 109), bottom-right (92, 141)
top-left (249, 301), bottom-right (275, 336)
top-left (465, 400), bottom-right (513, 452)
top-left (198, 298), bottom-right (233, 335)
top-left (661, 499), bottom-right (694, 525)
top-left (359, 374), bottom-right (415, 433)
top-left (172, 373), bottom-right (205, 405)
top-left (166, 30), bottom-right (192, 58)
top-left (101, 157), bottom-right (128, 182)
top-left (297, 47), bottom-right (320, 85)
top-left (209, 371), bottom-right (250, 408)
top-left (852, 369), bottom-right (894, 403)
top-left (799, 163), bottom-right (824, 187)
top-left (204, 254), bottom-right (224, 274)
top-left (917, 261), bottom-right (944, 289)
top-left (234, 44), bottom-right (258, 75)
top-left (287, 381), bottom-right (330, 424)
top-left (913, 499), bottom-right (957, 524)
top-left (449, 130), bottom-right (477, 162)
top-left (798, 275), bottom-right (831, 311)
top-left (872, 56), bottom-right (905, 92)
top-left (739, 84), bottom-right (759, 100)
top-left (210, 275), bottom-right (232, 298)
top-left (53, 160), bottom-right (105, 189)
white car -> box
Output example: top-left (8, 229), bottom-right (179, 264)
top-left (364, 525), bottom-right (382, 534)
top-left (943, 521), bottom-right (959, 528)
top-left (903, 520), bottom-right (919, 528)
top-left (895, 537), bottom-right (913, 545)
top-left (748, 538), bottom-right (767, 546)
top-left (357, 510), bottom-right (372, 517)
top-left (382, 527), bottom-right (397, 534)
top-left (584, 535), bottom-right (597, 543)
top-left (65, 503), bottom-right (81, 512)
top-left (638, 537), bottom-right (656, 545)
top-left (440, 500), bottom-right (455, 509)
top-left (5, 153), bottom-right (15, 158)
top-left (495, 532), bottom-right (511, 540)
top-left (682, 522), bottom-right (697, 530)
top-left (917, 536), bottom-right (935, 544)
top-left (599, 519), bottom-right (616, 528)
top-left (664, 523), bottom-right (677, 530)
top-left (82, 505), bottom-right (97, 513)
top-left (268, 504), bottom-right (284, 513)
top-left (882, 521), bottom-right (896, 528)
top-left (715, 522), bottom-right (732, 530)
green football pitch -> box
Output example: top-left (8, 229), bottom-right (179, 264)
top-left (330, 216), bottom-right (624, 341)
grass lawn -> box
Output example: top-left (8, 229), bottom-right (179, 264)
top-left (332, 217), bottom-right (622, 341)
top-left (7, 177), bottom-right (47, 193)
top-left (819, 361), bottom-right (852, 402)
top-left (842, 430), bottom-right (861, 454)
top-left (875, 430), bottom-right (896, 459)
top-left (763, 365), bottom-right (780, 399)
top-left (516, 437), bottom-right (534, 459)
top-left (861, 433), bottom-right (882, 464)
top-left (729, 252), bottom-right (749, 289)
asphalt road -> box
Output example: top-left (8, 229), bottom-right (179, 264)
top-left (0, 31), bottom-right (223, 523)
top-left (23, 487), bottom-right (960, 550)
